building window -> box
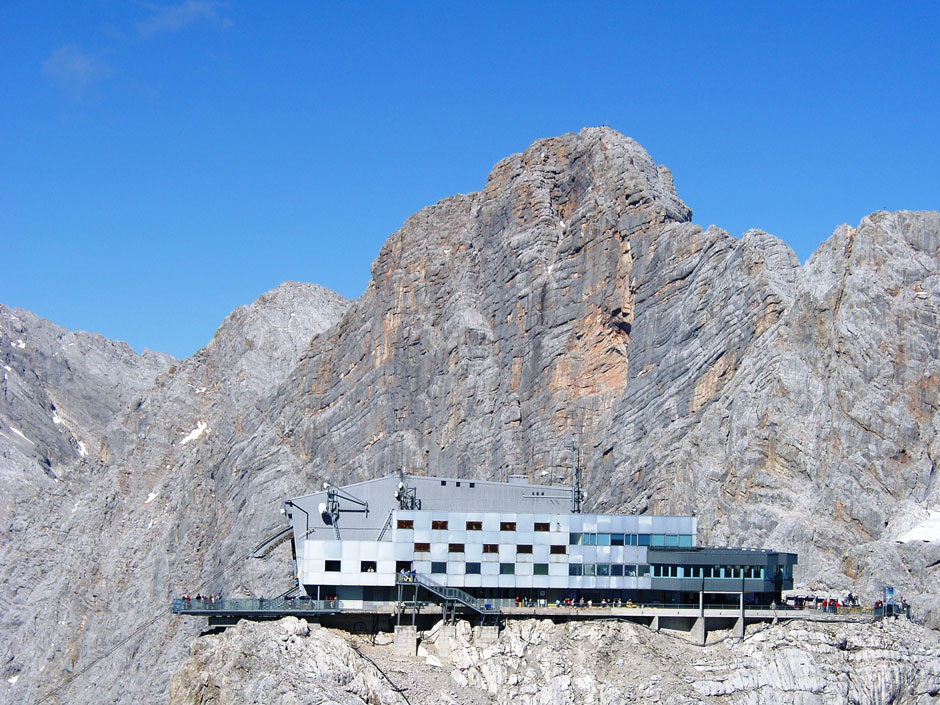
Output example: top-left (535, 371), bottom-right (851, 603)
top-left (637, 534), bottom-right (651, 546)
top-left (583, 533), bottom-right (596, 546)
top-left (448, 543), bottom-right (465, 553)
top-left (431, 562), bottom-right (446, 574)
top-left (651, 534), bottom-right (666, 547)
top-left (414, 542), bottom-right (430, 553)
top-left (325, 560), bottom-right (341, 572)
top-left (679, 535), bottom-right (693, 548)
top-left (499, 563), bottom-right (515, 575)
top-left (568, 564), bottom-right (583, 576)
top-left (483, 544), bottom-right (499, 554)
top-left (597, 563), bottom-right (610, 576)
top-left (500, 521), bottom-right (516, 531)
top-left (466, 521), bottom-right (482, 531)
top-left (624, 565), bottom-right (637, 577)
top-left (517, 544), bottom-right (533, 554)
top-left (550, 545), bottom-right (566, 555)
top-left (569, 532), bottom-right (582, 545)
top-left (611, 564), bottom-right (624, 576)
top-left (534, 522), bottom-right (550, 532)
top-left (534, 564), bottom-right (549, 575)
top-left (361, 561), bottom-right (377, 573)
top-left (596, 533), bottom-right (611, 546)
top-left (610, 533), bottom-right (625, 546)
top-left (441, 480), bottom-right (446, 486)
top-left (469, 482), bottom-right (475, 488)
top-left (466, 562), bottom-right (481, 574)
top-left (584, 564), bottom-right (596, 576)
top-left (397, 519), bottom-right (414, 529)
top-left (637, 565), bottom-right (650, 577)
top-left (665, 534), bottom-right (678, 547)
top-left (432, 520), bottom-right (449, 530)
top-left (396, 561), bottom-right (412, 573)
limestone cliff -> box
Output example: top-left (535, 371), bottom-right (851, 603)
top-left (1, 128), bottom-right (938, 705)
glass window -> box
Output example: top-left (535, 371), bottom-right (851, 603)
top-left (597, 533), bottom-right (611, 546)
top-left (431, 562), bottom-right (446, 574)
top-left (678, 534), bottom-right (692, 548)
top-left (499, 563), bottom-right (515, 575)
top-left (414, 542), bottom-right (430, 553)
top-left (432, 520), bottom-right (448, 530)
top-left (483, 544), bottom-right (499, 553)
top-left (534, 522), bottom-right (550, 532)
top-left (651, 534), bottom-right (665, 547)
top-left (448, 543), bottom-right (464, 553)
top-left (466, 562), bottom-right (481, 574)
top-left (325, 560), bottom-right (341, 572)
top-left (637, 534), bottom-right (650, 546)
top-left (638, 565), bottom-right (650, 577)
top-left (466, 521), bottom-right (482, 531)
top-left (653, 565), bottom-right (662, 577)
top-left (517, 544), bottom-right (533, 554)
top-left (610, 533), bottom-right (625, 546)
top-left (584, 564), bottom-right (596, 576)
top-left (665, 534), bottom-right (678, 547)
top-left (360, 561), bottom-right (377, 572)
top-left (534, 563), bottom-right (549, 575)
top-left (397, 519), bottom-right (414, 529)
top-left (396, 561), bottom-right (412, 573)
top-left (597, 564), bottom-right (610, 576)
top-left (568, 564), bottom-right (583, 576)
top-left (611, 564), bottom-right (624, 576)
top-left (500, 521), bottom-right (516, 531)
top-left (550, 545), bottom-right (566, 555)
top-left (624, 565), bottom-right (637, 577)
top-left (569, 532), bottom-right (583, 545)
top-left (583, 533), bottom-right (597, 545)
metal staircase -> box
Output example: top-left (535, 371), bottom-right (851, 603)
top-left (396, 573), bottom-right (501, 626)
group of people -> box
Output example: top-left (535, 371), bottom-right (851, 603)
top-left (180, 593), bottom-right (221, 604)
top-left (550, 596), bottom-right (628, 608)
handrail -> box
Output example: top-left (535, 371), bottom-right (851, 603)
top-left (397, 574), bottom-right (500, 614)
top-left (172, 597), bottom-right (339, 613)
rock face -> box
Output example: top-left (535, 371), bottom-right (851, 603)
top-left (0, 128), bottom-right (938, 705)
top-left (169, 617), bottom-right (940, 705)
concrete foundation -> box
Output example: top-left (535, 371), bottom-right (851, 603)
top-left (393, 625), bottom-right (417, 657)
top-left (436, 625), bottom-right (457, 659)
top-left (691, 617), bottom-right (706, 645)
top-left (733, 617), bottom-right (745, 639)
top-left (474, 625), bottom-right (499, 645)
top-left (650, 615), bottom-right (660, 632)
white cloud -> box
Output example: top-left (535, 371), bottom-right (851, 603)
top-left (41, 45), bottom-right (113, 99)
top-left (137, 1), bottom-right (231, 36)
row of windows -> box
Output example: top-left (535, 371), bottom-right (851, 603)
top-left (568, 564), bottom-right (652, 577)
top-left (430, 562), bottom-right (549, 575)
top-left (398, 519), bottom-right (552, 532)
top-left (651, 564), bottom-right (765, 579)
top-left (569, 533), bottom-right (694, 547)
top-left (414, 543), bottom-right (566, 554)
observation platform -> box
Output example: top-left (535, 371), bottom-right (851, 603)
top-left (172, 597), bottom-right (340, 626)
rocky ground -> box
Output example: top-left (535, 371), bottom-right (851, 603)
top-left (168, 616), bottom-right (940, 705)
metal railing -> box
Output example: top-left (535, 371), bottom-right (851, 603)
top-left (397, 574), bottom-right (501, 613)
top-left (172, 597), bottom-right (339, 614)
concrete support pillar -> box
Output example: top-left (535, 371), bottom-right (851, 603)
top-left (733, 617), bottom-right (745, 639)
top-left (699, 590), bottom-right (704, 618)
top-left (393, 625), bottom-right (417, 657)
top-left (474, 625), bottom-right (499, 646)
top-left (437, 625), bottom-right (457, 659)
top-left (650, 615), bottom-right (660, 632)
top-left (691, 617), bottom-right (706, 645)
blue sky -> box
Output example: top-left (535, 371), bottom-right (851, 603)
top-left (2, 2), bottom-right (937, 359)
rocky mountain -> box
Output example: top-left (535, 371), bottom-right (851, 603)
top-left (167, 616), bottom-right (940, 705)
top-left (1, 128), bottom-right (938, 704)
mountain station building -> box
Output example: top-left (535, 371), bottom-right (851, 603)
top-left (284, 473), bottom-right (797, 612)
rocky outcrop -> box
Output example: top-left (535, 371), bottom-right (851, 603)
top-left (169, 617), bottom-right (940, 705)
top-left (1, 128), bottom-right (938, 705)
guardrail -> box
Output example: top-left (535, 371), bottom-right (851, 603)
top-left (172, 597), bottom-right (339, 613)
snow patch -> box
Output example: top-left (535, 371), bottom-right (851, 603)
top-left (180, 420), bottom-right (209, 445)
top-left (9, 427), bottom-right (34, 445)
top-left (3, 365), bottom-right (10, 371)
top-left (194, 386), bottom-right (206, 394)
top-left (11, 339), bottom-right (25, 349)
top-left (51, 409), bottom-right (62, 425)
top-left (7, 675), bottom-right (18, 686)
top-left (145, 491), bottom-right (159, 504)
top-left (896, 511), bottom-right (940, 543)
top-left (72, 501), bottom-right (80, 514)
top-left (77, 441), bottom-right (88, 457)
